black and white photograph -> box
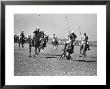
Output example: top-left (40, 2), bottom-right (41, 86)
top-left (4, 4), bottom-right (106, 85)
top-left (14, 14), bottom-right (97, 76)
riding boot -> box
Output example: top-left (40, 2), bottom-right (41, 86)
top-left (35, 47), bottom-right (37, 55)
top-left (18, 41), bottom-right (20, 47)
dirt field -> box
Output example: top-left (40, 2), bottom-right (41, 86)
top-left (14, 43), bottom-right (97, 76)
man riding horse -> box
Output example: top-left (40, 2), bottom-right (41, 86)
top-left (38, 35), bottom-right (48, 54)
top-left (63, 30), bottom-right (77, 52)
top-left (60, 30), bottom-right (77, 60)
top-left (32, 28), bottom-right (48, 57)
top-left (52, 34), bottom-right (58, 49)
top-left (80, 33), bottom-right (91, 57)
top-left (19, 31), bottom-right (25, 48)
top-left (33, 28), bottom-right (41, 56)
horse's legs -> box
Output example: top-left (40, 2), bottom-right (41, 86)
top-left (63, 43), bottom-right (67, 51)
top-left (80, 45), bottom-right (83, 54)
top-left (68, 53), bottom-right (71, 60)
top-left (22, 43), bottom-right (23, 48)
top-left (82, 44), bottom-right (86, 58)
top-left (41, 48), bottom-right (44, 55)
top-left (18, 41), bottom-right (20, 47)
top-left (53, 44), bottom-right (56, 49)
top-left (33, 46), bottom-right (38, 57)
top-left (22, 41), bottom-right (24, 48)
top-left (21, 43), bottom-right (22, 48)
top-left (83, 50), bottom-right (86, 58)
top-left (35, 46), bottom-right (37, 55)
top-left (87, 44), bottom-right (91, 50)
top-left (37, 46), bottom-right (41, 55)
top-left (59, 51), bottom-right (65, 59)
top-left (54, 45), bottom-right (57, 49)
top-left (21, 40), bottom-right (23, 48)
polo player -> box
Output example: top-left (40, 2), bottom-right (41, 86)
top-left (63, 30), bottom-right (77, 53)
top-left (52, 34), bottom-right (57, 42)
top-left (20, 31), bottom-right (25, 48)
top-left (80, 33), bottom-right (91, 54)
top-left (33, 28), bottom-right (41, 56)
top-left (52, 34), bottom-right (58, 49)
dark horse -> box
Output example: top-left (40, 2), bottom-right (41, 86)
top-left (18, 36), bottom-right (25, 48)
top-left (31, 33), bottom-right (48, 57)
top-left (32, 34), bottom-right (41, 56)
top-left (79, 42), bottom-right (88, 58)
top-left (37, 36), bottom-right (48, 55)
top-left (52, 39), bottom-right (58, 49)
top-left (60, 42), bottom-right (74, 60)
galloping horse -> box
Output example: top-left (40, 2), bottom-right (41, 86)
top-left (60, 32), bottom-right (77, 60)
top-left (60, 41), bottom-right (74, 60)
top-left (33, 33), bottom-right (41, 56)
top-left (37, 36), bottom-right (48, 55)
top-left (32, 30), bottom-right (48, 56)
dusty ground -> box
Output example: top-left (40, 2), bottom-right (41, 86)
top-left (14, 43), bottom-right (97, 76)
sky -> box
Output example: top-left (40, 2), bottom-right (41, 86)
top-left (14, 14), bottom-right (97, 41)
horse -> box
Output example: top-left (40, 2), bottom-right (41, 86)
top-left (33, 35), bottom-right (41, 56)
top-left (79, 42), bottom-right (88, 58)
top-left (52, 39), bottom-right (58, 49)
top-left (32, 32), bottom-right (48, 57)
top-left (37, 36), bottom-right (48, 55)
top-left (60, 42), bottom-right (74, 60)
top-left (18, 36), bottom-right (25, 48)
